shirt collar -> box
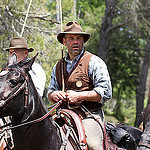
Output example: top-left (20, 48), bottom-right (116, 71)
top-left (65, 49), bottom-right (85, 63)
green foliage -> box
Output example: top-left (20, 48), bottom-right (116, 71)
top-left (76, 0), bottom-right (147, 125)
top-left (76, 1), bottom-right (106, 55)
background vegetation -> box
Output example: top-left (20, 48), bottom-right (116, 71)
top-left (0, 0), bottom-right (150, 127)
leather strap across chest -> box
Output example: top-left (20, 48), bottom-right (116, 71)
top-left (64, 51), bottom-right (84, 83)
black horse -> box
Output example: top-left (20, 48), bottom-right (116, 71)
top-left (0, 53), bottom-right (89, 150)
top-left (0, 54), bottom-right (63, 150)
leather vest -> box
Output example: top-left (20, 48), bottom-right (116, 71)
top-left (56, 51), bottom-right (93, 91)
top-left (56, 51), bottom-right (103, 113)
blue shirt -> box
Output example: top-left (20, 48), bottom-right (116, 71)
top-left (48, 50), bottom-right (112, 103)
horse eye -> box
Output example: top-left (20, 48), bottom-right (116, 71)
top-left (9, 79), bottom-right (17, 87)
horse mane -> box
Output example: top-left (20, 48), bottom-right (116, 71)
top-left (142, 104), bottom-right (150, 130)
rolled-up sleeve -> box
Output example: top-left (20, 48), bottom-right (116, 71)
top-left (89, 55), bottom-right (112, 103)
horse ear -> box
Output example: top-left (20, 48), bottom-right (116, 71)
top-left (22, 53), bottom-right (38, 71)
top-left (7, 53), bottom-right (18, 66)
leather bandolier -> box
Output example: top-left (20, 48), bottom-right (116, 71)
top-left (56, 51), bottom-right (103, 118)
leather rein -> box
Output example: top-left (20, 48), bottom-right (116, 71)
top-left (0, 67), bottom-right (62, 132)
top-left (138, 141), bottom-right (150, 149)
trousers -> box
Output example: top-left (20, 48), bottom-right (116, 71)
top-left (82, 109), bottom-right (104, 150)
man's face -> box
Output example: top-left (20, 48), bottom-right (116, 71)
top-left (9, 49), bottom-right (28, 62)
top-left (63, 34), bottom-right (84, 60)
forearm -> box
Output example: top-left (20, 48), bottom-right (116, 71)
top-left (48, 89), bottom-right (101, 104)
top-left (78, 90), bottom-right (101, 102)
top-left (66, 90), bottom-right (101, 104)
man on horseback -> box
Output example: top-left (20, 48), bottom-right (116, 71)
top-left (48, 21), bottom-right (112, 150)
top-left (4, 37), bottom-right (46, 97)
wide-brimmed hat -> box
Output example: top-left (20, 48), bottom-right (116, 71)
top-left (57, 21), bottom-right (90, 44)
top-left (3, 37), bottom-right (34, 52)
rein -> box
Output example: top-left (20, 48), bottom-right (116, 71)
top-left (0, 81), bottom-right (27, 109)
top-left (0, 100), bottom-right (62, 132)
top-left (0, 67), bottom-right (62, 132)
top-left (138, 141), bottom-right (150, 149)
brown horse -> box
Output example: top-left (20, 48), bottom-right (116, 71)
top-left (137, 104), bottom-right (150, 150)
top-left (0, 54), bottom-right (86, 150)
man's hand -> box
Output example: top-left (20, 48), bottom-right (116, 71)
top-left (48, 90), bottom-right (101, 104)
top-left (65, 90), bottom-right (81, 104)
top-left (50, 91), bottom-right (66, 103)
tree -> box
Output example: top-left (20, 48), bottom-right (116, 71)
top-left (133, 0), bottom-right (150, 127)
top-left (98, 0), bottom-right (118, 62)
top-left (135, 31), bottom-right (150, 127)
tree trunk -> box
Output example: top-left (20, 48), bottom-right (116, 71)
top-left (134, 31), bottom-right (150, 127)
top-left (98, 0), bottom-right (118, 62)
top-left (114, 88), bottom-right (125, 122)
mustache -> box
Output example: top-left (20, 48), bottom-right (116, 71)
top-left (72, 44), bottom-right (79, 47)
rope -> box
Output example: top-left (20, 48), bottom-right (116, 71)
top-left (60, 0), bottom-right (63, 32)
top-left (59, 0), bottom-right (65, 93)
top-left (20, 0), bottom-right (33, 37)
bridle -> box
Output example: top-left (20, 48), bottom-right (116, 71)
top-left (0, 66), bottom-right (62, 132)
top-left (0, 67), bottom-right (29, 109)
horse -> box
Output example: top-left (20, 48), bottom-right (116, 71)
top-left (0, 53), bottom-right (88, 150)
top-left (0, 53), bottom-right (62, 150)
top-left (137, 104), bottom-right (150, 150)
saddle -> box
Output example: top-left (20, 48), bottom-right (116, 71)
top-left (52, 109), bottom-right (88, 150)
top-left (52, 109), bottom-right (142, 150)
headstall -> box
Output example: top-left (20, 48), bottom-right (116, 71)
top-left (0, 67), bottom-right (29, 109)
top-left (0, 67), bottom-right (62, 133)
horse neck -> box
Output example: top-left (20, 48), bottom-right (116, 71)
top-left (12, 79), bottom-right (61, 150)
top-left (25, 81), bottom-right (46, 121)
top-left (12, 79), bottom-right (46, 124)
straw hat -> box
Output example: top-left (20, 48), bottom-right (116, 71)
top-left (4, 37), bottom-right (34, 52)
top-left (57, 21), bottom-right (90, 44)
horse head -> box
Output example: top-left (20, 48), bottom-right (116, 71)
top-left (0, 53), bottom-right (37, 118)
top-left (137, 104), bottom-right (150, 149)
